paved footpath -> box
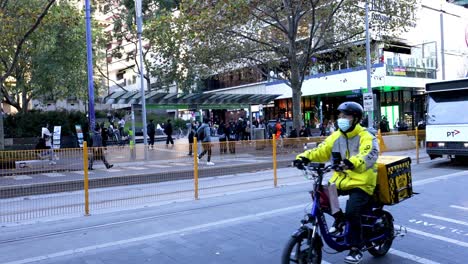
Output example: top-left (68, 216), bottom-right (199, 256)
top-left (0, 145), bottom-right (430, 187)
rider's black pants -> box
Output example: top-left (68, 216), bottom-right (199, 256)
top-left (341, 188), bottom-right (371, 249)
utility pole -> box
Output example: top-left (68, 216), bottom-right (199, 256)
top-left (365, 0), bottom-right (374, 128)
top-left (135, 0), bottom-right (148, 160)
top-left (440, 4), bottom-right (446, 80)
top-left (85, 0), bottom-right (96, 131)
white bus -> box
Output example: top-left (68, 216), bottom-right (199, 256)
top-left (426, 78), bottom-right (468, 161)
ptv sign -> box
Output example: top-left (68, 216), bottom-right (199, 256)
top-left (447, 130), bottom-right (460, 137)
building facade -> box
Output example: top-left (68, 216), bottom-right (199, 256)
top-left (206, 0), bottom-right (468, 130)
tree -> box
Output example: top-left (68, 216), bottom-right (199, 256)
top-left (173, 0), bottom-right (417, 130)
top-left (0, 0), bottom-right (56, 149)
top-left (101, 0), bottom-right (181, 92)
top-left (5, 3), bottom-right (92, 112)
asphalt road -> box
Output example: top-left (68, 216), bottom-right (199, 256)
top-left (0, 157), bottom-right (465, 264)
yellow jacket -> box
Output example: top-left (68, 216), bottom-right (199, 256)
top-left (296, 124), bottom-right (379, 195)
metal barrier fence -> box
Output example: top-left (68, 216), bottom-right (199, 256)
top-left (0, 130), bottom-right (425, 223)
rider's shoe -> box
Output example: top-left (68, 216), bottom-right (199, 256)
top-left (329, 221), bottom-right (345, 235)
top-left (344, 248), bottom-right (363, 264)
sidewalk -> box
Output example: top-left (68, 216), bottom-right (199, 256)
top-left (0, 147), bottom-right (429, 198)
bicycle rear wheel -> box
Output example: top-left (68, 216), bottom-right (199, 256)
top-left (281, 231), bottom-right (322, 264)
top-left (367, 210), bottom-right (394, 257)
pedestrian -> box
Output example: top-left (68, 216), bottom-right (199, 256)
top-left (289, 126), bottom-right (298, 138)
top-left (227, 120), bottom-right (237, 154)
top-left (218, 121), bottom-right (227, 154)
top-left (275, 120), bottom-right (282, 140)
top-left (164, 119), bottom-right (174, 146)
top-left (118, 117), bottom-right (125, 136)
top-left (188, 122), bottom-right (196, 156)
top-left (89, 125), bottom-right (113, 170)
top-left (41, 123), bottom-right (55, 165)
top-left (379, 116), bottom-right (390, 133)
top-left (147, 119), bottom-right (156, 149)
top-left (197, 118), bottom-right (214, 165)
top-left (299, 126), bottom-right (308, 137)
top-left (100, 122), bottom-right (108, 147)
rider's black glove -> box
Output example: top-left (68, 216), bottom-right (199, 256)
top-left (293, 157), bottom-right (310, 170)
top-left (343, 159), bottom-right (355, 170)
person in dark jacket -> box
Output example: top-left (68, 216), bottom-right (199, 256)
top-left (299, 126), bottom-right (308, 137)
top-left (164, 119), bottom-right (174, 146)
top-left (147, 119), bottom-right (156, 149)
top-left (100, 122), bottom-right (108, 147)
top-left (187, 122), bottom-right (196, 156)
top-left (289, 126), bottom-right (298, 138)
top-left (89, 125), bottom-right (113, 170)
top-left (227, 120), bottom-right (236, 154)
top-left (218, 121), bottom-right (227, 154)
top-left (197, 118), bottom-right (214, 165)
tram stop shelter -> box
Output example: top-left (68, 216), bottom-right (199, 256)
top-left (102, 91), bottom-right (281, 139)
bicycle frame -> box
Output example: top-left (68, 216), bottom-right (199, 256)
top-left (304, 164), bottom-right (391, 252)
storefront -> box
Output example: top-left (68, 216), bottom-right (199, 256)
top-left (265, 86), bottom-right (425, 129)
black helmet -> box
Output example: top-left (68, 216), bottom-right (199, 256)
top-left (337, 102), bottom-right (364, 120)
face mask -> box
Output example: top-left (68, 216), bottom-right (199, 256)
top-left (337, 118), bottom-right (351, 132)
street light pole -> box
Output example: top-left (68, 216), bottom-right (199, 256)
top-left (440, 7), bottom-right (446, 80)
top-left (135, 0), bottom-right (148, 160)
top-left (85, 0), bottom-right (96, 131)
top-left (365, 0), bottom-right (374, 128)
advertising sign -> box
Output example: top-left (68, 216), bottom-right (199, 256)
top-left (52, 126), bottom-right (61, 149)
top-left (75, 124), bottom-right (84, 148)
top-left (363, 93), bottom-right (374, 111)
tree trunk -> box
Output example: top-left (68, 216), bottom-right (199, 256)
top-left (291, 86), bottom-right (302, 132)
top-left (145, 76), bottom-right (151, 92)
top-left (21, 86), bottom-right (29, 112)
top-left (289, 59), bottom-right (303, 132)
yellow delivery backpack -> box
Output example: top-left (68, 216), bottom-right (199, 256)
top-left (375, 156), bottom-right (414, 205)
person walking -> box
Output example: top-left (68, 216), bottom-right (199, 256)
top-left (197, 118), bottom-right (214, 165)
top-left (218, 121), bottom-right (227, 154)
top-left (89, 125), bottom-right (113, 170)
top-left (118, 117), bottom-right (125, 137)
top-left (187, 122), bottom-right (196, 156)
top-left (227, 120), bottom-right (237, 154)
top-left (164, 119), bottom-right (174, 147)
top-left (41, 123), bottom-right (55, 165)
top-left (147, 119), bottom-right (156, 149)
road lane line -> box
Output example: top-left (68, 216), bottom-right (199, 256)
top-left (389, 248), bottom-right (440, 264)
top-left (422, 213), bottom-right (468, 227)
top-left (404, 226), bottom-right (468, 248)
top-left (2, 203), bottom-right (309, 264)
top-left (450, 205), bottom-right (468, 211)
top-left (413, 170), bottom-right (468, 186)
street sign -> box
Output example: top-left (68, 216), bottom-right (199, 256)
top-left (363, 92), bottom-right (374, 111)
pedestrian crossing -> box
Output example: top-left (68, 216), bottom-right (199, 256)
top-left (4, 159), bottom-right (239, 181)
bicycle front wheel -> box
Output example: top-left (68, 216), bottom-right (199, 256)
top-left (281, 231), bottom-right (322, 264)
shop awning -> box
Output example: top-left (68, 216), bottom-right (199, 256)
top-left (102, 91), bottom-right (280, 109)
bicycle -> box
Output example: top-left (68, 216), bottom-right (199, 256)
top-left (282, 162), bottom-right (406, 264)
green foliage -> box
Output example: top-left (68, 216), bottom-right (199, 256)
top-left (4, 110), bottom-right (88, 138)
top-left (1, 0), bottom-right (105, 112)
top-left (171, 0), bottom-right (418, 129)
top-left (101, 0), bottom-right (198, 92)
